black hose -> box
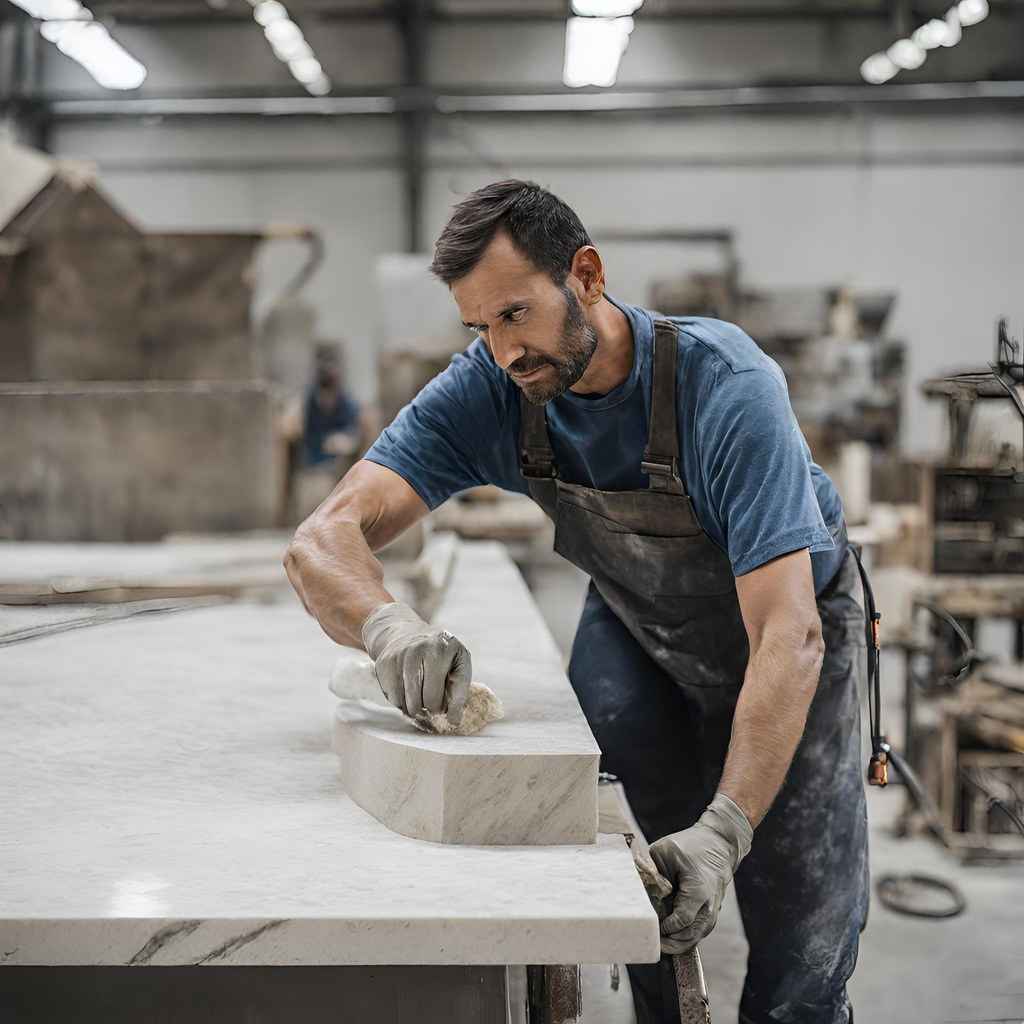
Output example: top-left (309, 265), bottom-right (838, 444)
top-left (990, 798), bottom-right (1024, 833)
top-left (911, 598), bottom-right (974, 691)
top-left (850, 545), bottom-right (884, 765)
top-left (877, 874), bottom-right (967, 919)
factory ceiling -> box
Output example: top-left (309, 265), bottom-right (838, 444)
top-left (4, 0), bottom-right (1024, 21)
top-left (2, 0), bottom-right (1022, 129)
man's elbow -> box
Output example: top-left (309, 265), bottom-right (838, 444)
top-left (283, 512), bottom-right (337, 594)
top-left (801, 613), bottom-right (826, 680)
top-left (284, 517), bottom-right (315, 574)
top-left (759, 612), bottom-right (824, 688)
top-left (287, 487), bottom-right (357, 560)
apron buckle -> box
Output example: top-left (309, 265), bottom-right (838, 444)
top-left (520, 446), bottom-right (556, 478)
top-left (641, 455), bottom-right (678, 479)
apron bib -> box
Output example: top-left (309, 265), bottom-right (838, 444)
top-left (519, 320), bottom-right (750, 757)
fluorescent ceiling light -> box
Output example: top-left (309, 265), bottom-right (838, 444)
top-left (267, 27), bottom-right (311, 63)
top-left (957, 0), bottom-right (988, 26)
top-left (8, 0), bottom-right (147, 90)
top-left (912, 18), bottom-right (956, 49)
top-left (570, 0), bottom-right (643, 15)
top-left (252, 0), bottom-right (286, 25)
top-left (14, 0), bottom-right (85, 18)
top-left (304, 72), bottom-right (331, 96)
top-left (264, 16), bottom-right (299, 45)
top-left (288, 56), bottom-right (322, 84)
top-left (860, 52), bottom-right (899, 84)
top-left (563, 16), bottom-right (634, 89)
top-left (861, 0), bottom-right (984, 84)
top-left (41, 21), bottom-right (147, 90)
top-left (273, 37), bottom-right (312, 62)
top-left (6, 0), bottom-right (48, 16)
top-left (940, 7), bottom-right (963, 45)
top-left (247, 0), bottom-right (331, 96)
top-left (887, 38), bottom-right (926, 70)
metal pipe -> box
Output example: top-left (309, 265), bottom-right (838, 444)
top-left (435, 81), bottom-right (1024, 113)
top-left (47, 96), bottom-right (397, 117)
top-left (45, 80), bottom-right (1024, 119)
top-left (44, 150), bottom-right (1024, 173)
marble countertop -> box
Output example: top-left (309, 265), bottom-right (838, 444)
top-left (0, 544), bottom-right (659, 967)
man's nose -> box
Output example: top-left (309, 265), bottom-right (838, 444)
top-left (488, 329), bottom-right (526, 371)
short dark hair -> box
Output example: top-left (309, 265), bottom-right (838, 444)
top-left (429, 180), bottom-right (592, 286)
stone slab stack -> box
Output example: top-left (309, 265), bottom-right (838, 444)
top-left (0, 155), bottom-right (277, 541)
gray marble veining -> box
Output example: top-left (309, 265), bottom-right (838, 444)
top-left (0, 558), bottom-right (658, 967)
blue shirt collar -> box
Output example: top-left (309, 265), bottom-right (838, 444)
top-left (554, 294), bottom-right (653, 411)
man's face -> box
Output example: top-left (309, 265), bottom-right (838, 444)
top-left (451, 231), bottom-right (598, 405)
top-left (316, 365), bottom-right (340, 390)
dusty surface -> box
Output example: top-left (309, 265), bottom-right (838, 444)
top-left (0, 557), bottom-right (656, 967)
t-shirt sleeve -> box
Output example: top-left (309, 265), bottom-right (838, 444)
top-left (696, 363), bottom-right (834, 578)
top-left (364, 345), bottom-right (514, 510)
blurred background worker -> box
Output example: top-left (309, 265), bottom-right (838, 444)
top-left (285, 343), bottom-right (374, 519)
top-left (304, 344), bottom-right (363, 467)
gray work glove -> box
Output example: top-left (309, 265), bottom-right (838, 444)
top-left (648, 793), bottom-right (753, 954)
top-left (361, 602), bottom-right (473, 727)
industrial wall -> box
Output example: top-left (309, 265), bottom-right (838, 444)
top-left (38, 14), bottom-right (1024, 453)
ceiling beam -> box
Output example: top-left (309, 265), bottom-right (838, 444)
top-left (44, 80), bottom-right (1024, 118)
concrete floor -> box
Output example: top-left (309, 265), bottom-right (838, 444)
top-left (521, 554), bottom-right (1024, 1024)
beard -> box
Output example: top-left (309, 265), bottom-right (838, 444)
top-left (510, 286), bottom-right (599, 406)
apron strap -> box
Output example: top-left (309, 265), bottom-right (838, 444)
top-left (642, 320), bottom-right (686, 495)
top-left (518, 394), bottom-right (557, 479)
top-left (518, 394), bottom-right (558, 517)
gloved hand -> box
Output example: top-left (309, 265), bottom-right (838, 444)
top-left (361, 602), bottom-right (473, 727)
top-left (648, 793), bottom-right (753, 953)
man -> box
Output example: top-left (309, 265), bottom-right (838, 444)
top-left (303, 344), bottom-right (363, 466)
top-left (285, 180), bottom-right (868, 1024)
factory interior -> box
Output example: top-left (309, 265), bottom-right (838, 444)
top-left (1, 1), bottom-right (1023, 1021)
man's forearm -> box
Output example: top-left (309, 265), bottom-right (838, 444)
top-left (284, 513), bottom-right (393, 648)
top-left (716, 623), bottom-right (825, 828)
top-left (285, 461), bottom-right (431, 648)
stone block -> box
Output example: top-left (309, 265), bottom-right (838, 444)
top-left (0, 181), bottom-right (260, 382)
top-left (0, 381), bottom-right (277, 541)
top-left (331, 541), bottom-right (601, 846)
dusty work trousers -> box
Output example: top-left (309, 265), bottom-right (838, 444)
top-left (568, 549), bottom-right (870, 1024)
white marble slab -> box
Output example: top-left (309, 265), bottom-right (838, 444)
top-left (331, 542), bottom-right (601, 846)
top-left (0, 533), bottom-right (293, 584)
top-left (0, 577), bottom-right (659, 966)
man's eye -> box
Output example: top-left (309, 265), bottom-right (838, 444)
top-left (505, 309), bottom-right (526, 323)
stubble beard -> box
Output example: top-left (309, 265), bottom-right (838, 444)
top-left (513, 286), bottom-right (599, 406)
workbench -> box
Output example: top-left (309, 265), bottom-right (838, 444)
top-left (0, 539), bottom-right (659, 1022)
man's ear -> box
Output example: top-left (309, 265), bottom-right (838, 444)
top-left (569, 245), bottom-right (606, 305)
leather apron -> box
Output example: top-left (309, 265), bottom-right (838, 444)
top-left (520, 319), bottom-right (786, 773)
top-left (520, 319), bottom-right (869, 1023)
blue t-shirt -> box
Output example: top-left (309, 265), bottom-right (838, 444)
top-left (367, 297), bottom-right (845, 593)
